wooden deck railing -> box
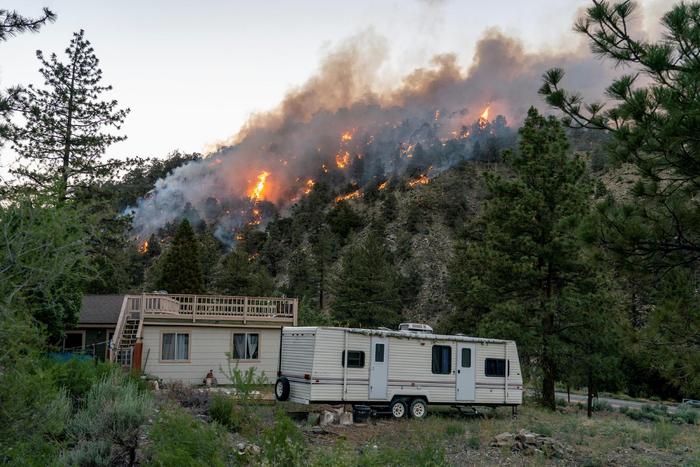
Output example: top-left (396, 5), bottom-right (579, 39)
top-left (123, 293), bottom-right (298, 324)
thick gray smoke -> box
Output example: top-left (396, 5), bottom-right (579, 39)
top-left (127, 29), bottom-right (615, 244)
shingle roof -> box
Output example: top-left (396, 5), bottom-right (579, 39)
top-left (79, 295), bottom-right (124, 325)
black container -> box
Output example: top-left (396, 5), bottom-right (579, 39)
top-left (353, 405), bottom-right (371, 423)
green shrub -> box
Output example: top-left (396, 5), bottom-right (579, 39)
top-left (146, 406), bottom-right (229, 466)
top-left (444, 423), bottom-right (464, 437)
top-left (209, 394), bottom-right (248, 432)
top-left (310, 439), bottom-right (354, 467)
top-left (555, 397), bottom-right (568, 407)
top-left (533, 422), bottom-right (554, 437)
top-left (63, 371), bottom-right (153, 466)
top-left (259, 409), bottom-right (307, 466)
top-left (671, 405), bottom-right (699, 425)
top-left (357, 442), bottom-right (448, 466)
top-left (645, 420), bottom-right (679, 449)
top-left (47, 357), bottom-right (114, 405)
top-left (591, 399), bottom-right (613, 412)
top-left (466, 433), bottom-right (481, 450)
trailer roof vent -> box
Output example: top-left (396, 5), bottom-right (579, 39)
top-left (398, 323), bottom-right (433, 333)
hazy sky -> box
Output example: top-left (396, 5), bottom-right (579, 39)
top-left (0, 0), bottom-right (671, 163)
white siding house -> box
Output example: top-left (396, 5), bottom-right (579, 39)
top-left (109, 294), bottom-right (297, 385)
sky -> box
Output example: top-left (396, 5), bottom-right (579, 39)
top-left (0, 0), bottom-right (672, 164)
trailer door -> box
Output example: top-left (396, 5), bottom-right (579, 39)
top-left (456, 343), bottom-right (475, 401)
top-left (369, 337), bottom-right (388, 400)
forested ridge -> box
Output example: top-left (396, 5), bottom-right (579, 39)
top-left (1, 1), bottom-right (700, 464)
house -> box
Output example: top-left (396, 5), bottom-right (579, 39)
top-left (67, 294), bottom-right (123, 359)
top-left (109, 293), bottom-right (298, 385)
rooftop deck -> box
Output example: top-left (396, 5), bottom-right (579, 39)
top-left (124, 293), bottom-right (298, 324)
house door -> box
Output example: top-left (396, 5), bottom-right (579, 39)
top-left (456, 343), bottom-right (476, 401)
top-left (369, 337), bottom-right (388, 400)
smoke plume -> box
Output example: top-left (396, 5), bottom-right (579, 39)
top-left (127, 29), bottom-right (615, 244)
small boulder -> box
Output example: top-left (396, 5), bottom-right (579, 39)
top-left (491, 432), bottom-right (514, 447)
top-left (320, 410), bottom-right (337, 426)
top-left (339, 412), bottom-right (353, 426)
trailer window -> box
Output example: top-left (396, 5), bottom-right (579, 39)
top-left (342, 350), bottom-right (365, 368)
top-left (485, 358), bottom-right (510, 377)
top-left (374, 343), bottom-right (385, 363)
top-left (461, 348), bottom-right (472, 368)
top-left (431, 345), bottom-right (451, 374)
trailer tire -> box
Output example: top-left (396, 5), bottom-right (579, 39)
top-left (390, 399), bottom-right (408, 419)
top-left (275, 377), bottom-right (290, 401)
top-left (409, 398), bottom-right (428, 419)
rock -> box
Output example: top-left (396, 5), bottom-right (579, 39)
top-left (339, 412), bottom-right (353, 426)
top-left (491, 432), bottom-right (514, 447)
top-left (246, 444), bottom-right (261, 455)
top-left (237, 442), bottom-right (247, 454)
top-left (320, 410), bottom-right (337, 426)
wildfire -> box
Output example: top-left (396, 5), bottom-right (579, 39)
top-left (335, 151), bottom-right (351, 168)
top-left (335, 190), bottom-right (362, 203)
top-left (378, 180), bottom-right (389, 190)
top-left (480, 105), bottom-right (490, 121)
top-left (303, 179), bottom-right (315, 194)
top-left (138, 239), bottom-right (149, 254)
top-left (249, 171), bottom-right (270, 201)
top-left (207, 158), bottom-right (222, 168)
top-left (408, 174), bottom-right (430, 188)
top-left (340, 130), bottom-right (354, 142)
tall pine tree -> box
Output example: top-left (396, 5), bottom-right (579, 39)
top-left (449, 107), bottom-right (597, 409)
top-left (156, 219), bottom-right (204, 294)
top-left (9, 29), bottom-right (129, 201)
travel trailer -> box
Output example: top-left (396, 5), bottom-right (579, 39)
top-left (274, 325), bottom-right (522, 418)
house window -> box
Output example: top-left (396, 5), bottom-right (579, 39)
top-left (461, 348), bottom-right (472, 368)
top-left (374, 343), bottom-right (385, 363)
top-left (432, 345), bottom-right (452, 374)
top-left (341, 350), bottom-right (365, 368)
top-left (161, 332), bottom-right (190, 361)
top-left (233, 333), bottom-right (259, 360)
top-left (485, 358), bottom-right (510, 377)
top-left (63, 331), bottom-right (85, 351)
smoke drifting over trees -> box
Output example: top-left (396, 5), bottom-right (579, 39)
top-left (127, 29), bottom-right (617, 243)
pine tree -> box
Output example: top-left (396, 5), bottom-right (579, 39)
top-left (448, 107), bottom-right (596, 410)
top-left (156, 219), bottom-right (204, 294)
top-left (0, 8), bottom-right (55, 41)
top-left (8, 30), bottom-right (129, 201)
top-left (539, 0), bottom-right (700, 401)
top-left (331, 229), bottom-right (401, 327)
top-left (211, 249), bottom-right (274, 296)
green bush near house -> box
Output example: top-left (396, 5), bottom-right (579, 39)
top-left (146, 406), bottom-right (229, 466)
top-left (209, 394), bottom-right (248, 432)
top-left (62, 372), bottom-right (153, 466)
top-left (259, 409), bottom-right (308, 466)
top-left (47, 358), bottom-right (115, 405)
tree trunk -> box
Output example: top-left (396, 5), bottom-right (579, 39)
top-left (61, 60), bottom-right (77, 202)
top-left (587, 370), bottom-right (593, 418)
top-left (541, 358), bottom-right (556, 410)
top-left (567, 383), bottom-right (571, 403)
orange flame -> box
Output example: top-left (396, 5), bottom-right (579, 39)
top-left (249, 171), bottom-right (270, 201)
top-left (480, 105), bottom-right (490, 121)
top-left (336, 151), bottom-right (350, 168)
top-left (378, 180), bottom-right (389, 190)
top-left (408, 174), bottom-right (430, 188)
top-left (138, 239), bottom-right (149, 254)
top-left (340, 130), bottom-right (353, 142)
top-left (303, 179), bottom-right (315, 194)
top-left (335, 190), bottom-right (362, 202)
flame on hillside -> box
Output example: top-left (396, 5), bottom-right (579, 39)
top-left (408, 174), bottom-right (430, 187)
top-left (139, 240), bottom-right (149, 254)
top-left (335, 190), bottom-right (362, 202)
top-left (335, 151), bottom-right (351, 168)
top-left (249, 171), bottom-right (270, 201)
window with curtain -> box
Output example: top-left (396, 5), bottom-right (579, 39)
top-left (233, 333), bottom-right (260, 360)
top-left (431, 345), bottom-right (451, 374)
top-left (161, 332), bottom-right (189, 361)
top-left (341, 350), bottom-right (365, 368)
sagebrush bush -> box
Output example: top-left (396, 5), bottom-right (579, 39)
top-left (260, 409), bottom-right (308, 466)
top-left (47, 357), bottom-right (114, 405)
top-left (591, 399), bottom-right (613, 412)
top-left (645, 420), bottom-right (679, 449)
top-left (209, 394), bottom-right (249, 433)
top-left (146, 406), bottom-right (229, 466)
top-left (63, 371), bottom-right (153, 466)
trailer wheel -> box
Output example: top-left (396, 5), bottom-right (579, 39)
top-left (409, 398), bottom-right (428, 419)
top-left (390, 399), bottom-right (407, 419)
top-left (274, 377), bottom-right (290, 401)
